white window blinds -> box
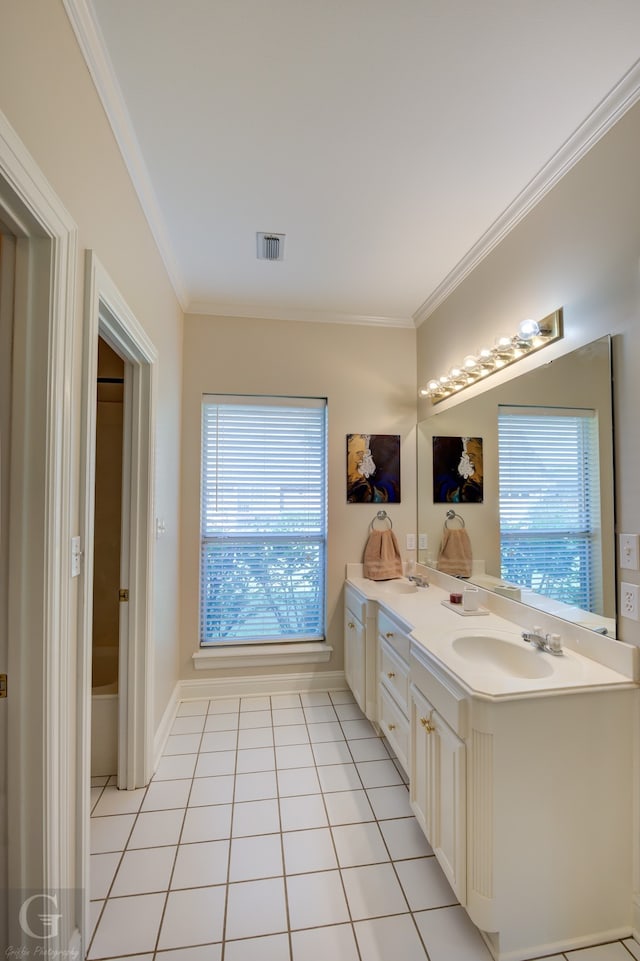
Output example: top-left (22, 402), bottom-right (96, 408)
top-left (498, 406), bottom-right (601, 612)
top-left (200, 396), bottom-right (327, 645)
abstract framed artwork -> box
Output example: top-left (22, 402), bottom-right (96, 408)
top-left (347, 433), bottom-right (401, 503)
top-left (433, 435), bottom-right (483, 503)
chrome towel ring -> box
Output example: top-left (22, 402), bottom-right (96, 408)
top-left (445, 509), bottom-right (465, 528)
top-left (370, 509), bottom-right (393, 531)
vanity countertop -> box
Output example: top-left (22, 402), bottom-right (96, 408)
top-left (346, 570), bottom-right (638, 700)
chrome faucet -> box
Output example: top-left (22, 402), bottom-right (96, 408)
top-left (408, 573), bottom-right (429, 588)
top-left (521, 628), bottom-right (563, 656)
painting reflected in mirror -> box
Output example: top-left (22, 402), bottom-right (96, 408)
top-left (417, 337), bottom-right (616, 637)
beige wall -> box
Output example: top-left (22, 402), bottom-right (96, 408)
top-left (0, 1), bottom-right (183, 724)
top-left (417, 101), bottom-right (640, 643)
top-left (180, 313), bottom-right (417, 680)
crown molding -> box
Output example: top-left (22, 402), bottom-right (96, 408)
top-left (187, 300), bottom-right (416, 328)
top-left (413, 57), bottom-right (640, 327)
top-left (63, 0), bottom-right (189, 310)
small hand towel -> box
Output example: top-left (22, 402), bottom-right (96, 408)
top-left (363, 529), bottom-right (403, 580)
top-left (436, 527), bottom-right (473, 578)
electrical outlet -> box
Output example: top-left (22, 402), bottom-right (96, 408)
top-left (406, 533), bottom-right (416, 551)
top-left (418, 533), bottom-right (428, 550)
top-left (621, 581), bottom-right (639, 620)
top-left (619, 533), bottom-right (640, 570)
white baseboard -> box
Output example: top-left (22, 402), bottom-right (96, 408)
top-left (153, 681), bottom-right (181, 771)
top-left (68, 927), bottom-right (81, 961)
top-left (178, 670), bottom-right (347, 702)
top-left (633, 891), bottom-right (640, 940)
top-left (149, 672), bottom-right (348, 778)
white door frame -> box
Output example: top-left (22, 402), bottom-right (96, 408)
top-left (80, 251), bottom-right (157, 787)
top-left (0, 111), bottom-right (79, 953)
top-left (0, 223), bottom-right (16, 954)
top-left (78, 252), bottom-right (157, 952)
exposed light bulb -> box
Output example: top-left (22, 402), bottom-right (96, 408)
top-left (518, 318), bottom-right (540, 340)
top-left (420, 309), bottom-right (562, 404)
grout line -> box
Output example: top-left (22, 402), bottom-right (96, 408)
top-left (90, 689), bottom-right (636, 961)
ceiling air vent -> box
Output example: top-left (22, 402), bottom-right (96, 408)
top-left (257, 232), bottom-right (285, 262)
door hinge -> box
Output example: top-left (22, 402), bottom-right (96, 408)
top-left (119, 589), bottom-right (129, 602)
top-left (0, 674), bottom-right (7, 698)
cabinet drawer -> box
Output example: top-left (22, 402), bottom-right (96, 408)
top-left (411, 645), bottom-right (468, 738)
top-left (379, 684), bottom-right (409, 774)
top-left (345, 585), bottom-right (367, 623)
top-left (380, 639), bottom-right (409, 713)
top-left (378, 609), bottom-right (411, 661)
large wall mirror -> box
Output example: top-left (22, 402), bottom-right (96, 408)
top-left (417, 336), bottom-right (616, 637)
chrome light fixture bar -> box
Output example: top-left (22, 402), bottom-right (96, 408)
top-left (419, 308), bottom-right (563, 404)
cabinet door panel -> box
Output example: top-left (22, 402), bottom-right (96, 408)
top-left (410, 684), bottom-right (466, 904)
top-left (432, 713), bottom-right (466, 904)
top-left (409, 685), bottom-right (431, 836)
top-left (344, 608), bottom-right (365, 711)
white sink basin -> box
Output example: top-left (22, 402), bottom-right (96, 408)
top-left (451, 632), bottom-right (554, 679)
top-left (379, 580), bottom-right (418, 594)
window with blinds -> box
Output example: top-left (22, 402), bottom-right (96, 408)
top-left (200, 396), bottom-right (327, 645)
top-left (498, 406), bottom-right (602, 612)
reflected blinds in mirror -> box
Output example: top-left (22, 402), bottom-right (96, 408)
top-left (498, 406), bottom-right (602, 614)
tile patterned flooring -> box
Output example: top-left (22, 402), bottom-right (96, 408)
top-left (89, 690), bottom-right (640, 961)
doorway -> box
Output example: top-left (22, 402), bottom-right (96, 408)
top-left (79, 252), bottom-right (157, 950)
top-left (0, 110), bottom-right (79, 954)
top-left (80, 251), bottom-right (157, 796)
top-left (91, 338), bottom-right (125, 778)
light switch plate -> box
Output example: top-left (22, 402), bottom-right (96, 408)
top-left (418, 533), bottom-right (428, 550)
top-left (619, 533), bottom-right (639, 570)
top-left (406, 533), bottom-right (416, 551)
top-left (71, 536), bottom-right (82, 578)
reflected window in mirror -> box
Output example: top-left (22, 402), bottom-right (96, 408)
top-left (498, 406), bottom-right (602, 613)
top-left (416, 336), bottom-right (616, 637)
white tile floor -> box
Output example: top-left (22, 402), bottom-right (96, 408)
top-left (89, 689), bottom-right (640, 961)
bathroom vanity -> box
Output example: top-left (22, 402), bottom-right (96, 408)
top-left (344, 566), bottom-right (639, 961)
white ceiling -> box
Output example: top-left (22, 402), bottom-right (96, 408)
top-left (70, 0), bottom-right (640, 326)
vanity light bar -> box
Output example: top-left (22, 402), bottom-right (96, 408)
top-left (419, 309), bottom-right (563, 404)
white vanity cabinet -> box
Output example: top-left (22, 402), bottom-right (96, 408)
top-left (409, 681), bottom-right (466, 903)
top-left (410, 639), bottom-right (638, 961)
top-left (344, 584), bottom-right (379, 720)
top-left (377, 608), bottom-right (411, 772)
top-left (344, 585), bottom-right (366, 712)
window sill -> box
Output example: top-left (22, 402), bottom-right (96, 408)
top-left (192, 641), bottom-right (333, 671)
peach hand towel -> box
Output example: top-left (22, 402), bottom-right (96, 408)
top-left (436, 527), bottom-right (473, 578)
top-left (363, 529), bottom-right (403, 580)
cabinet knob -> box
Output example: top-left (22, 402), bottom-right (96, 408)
top-left (420, 715), bottom-right (435, 734)
top-left (387, 671), bottom-right (396, 679)
top-left (347, 621), bottom-right (355, 629)
top-left (385, 631), bottom-right (394, 639)
top-left (388, 723), bottom-right (396, 731)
